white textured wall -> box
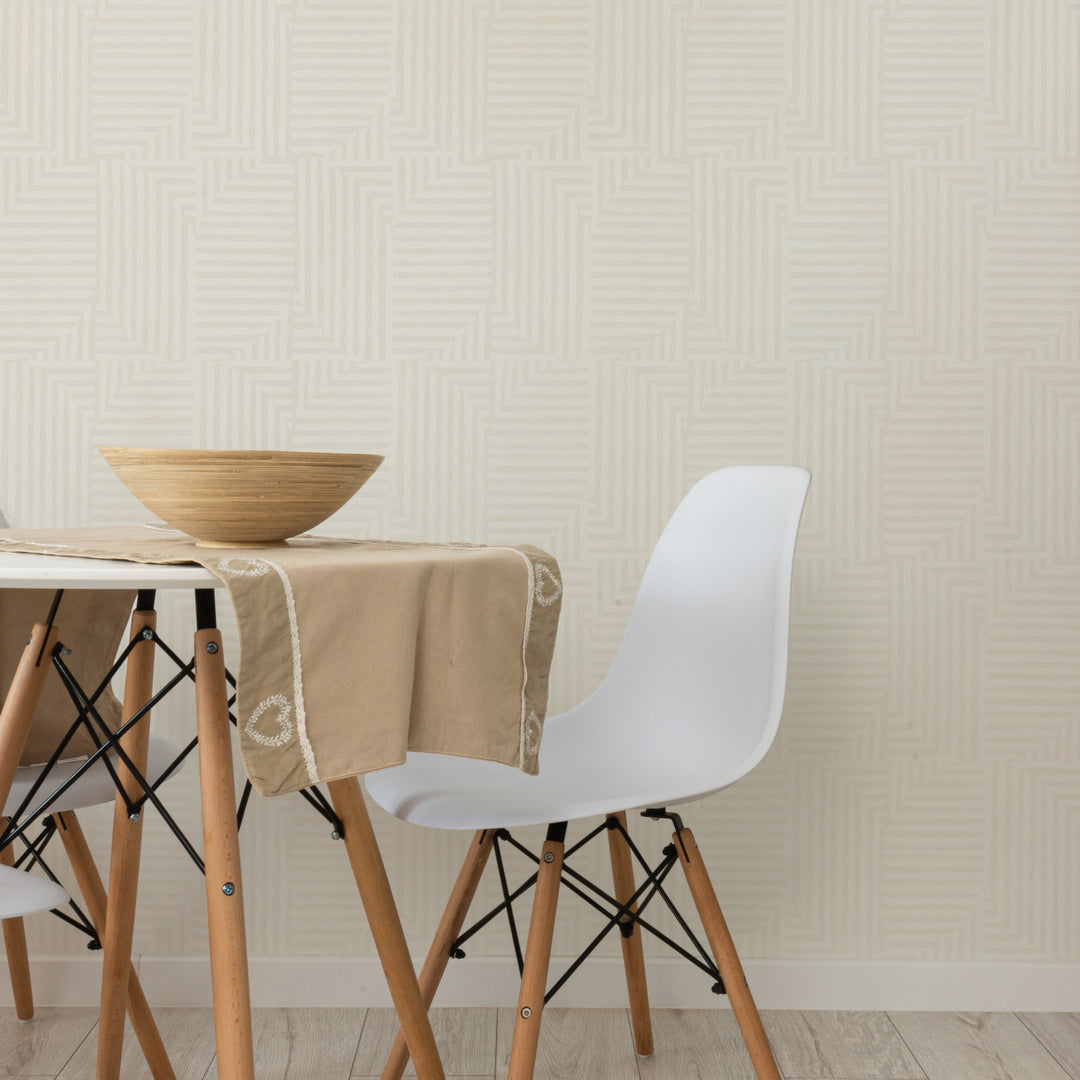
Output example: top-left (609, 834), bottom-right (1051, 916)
top-left (2, 0), bottom-right (1078, 984)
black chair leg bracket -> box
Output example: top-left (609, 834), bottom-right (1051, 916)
top-left (448, 809), bottom-right (725, 1005)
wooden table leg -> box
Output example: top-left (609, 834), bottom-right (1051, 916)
top-left (381, 829), bottom-right (494, 1080)
top-left (0, 622), bottom-right (59, 1023)
top-left (54, 811), bottom-right (176, 1080)
top-left (0, 819), bottom-right (33, 1020)
top-left (327, 776), bottom-right (446, 1080)
top-left (194, 624), bottom-right (255, 1080)
top-left (97, 607), bottom-right (157, 1080)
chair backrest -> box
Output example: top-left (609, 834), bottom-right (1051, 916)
top-left (579, 465), bottom-right (810, 801)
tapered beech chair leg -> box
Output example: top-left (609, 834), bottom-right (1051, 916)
top-left (194, 623), bottom-right (255, 1080)
top-left (607, 812), bottom-right (653, 1055)
top-left (97, 607), bottom-right (157, 1080)
top-left (381, 829), bottom-right (495, 1080)
top-left (0, 623), bottom-right (60, 1024)
top-left (0, 623), bottom-right (58, 812)
top-left (507, 822), bottom-right (566, 1080)
top-left (1, 820), bottom-right (33, 1020)
top-left (674, 827), bottom-right (781, 1080)
top-left (327, 776), bottom-right (445, 1080)
top-left (53, 811), bottom-right (176, 1080)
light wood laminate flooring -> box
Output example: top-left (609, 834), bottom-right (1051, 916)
top-left (2, 1007), bottom-right (1077, 1079)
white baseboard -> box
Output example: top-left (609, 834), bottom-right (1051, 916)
top-left (3, 956), bottom-right (1078, 1012)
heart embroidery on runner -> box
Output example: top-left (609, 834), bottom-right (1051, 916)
top-left (534, 564), bottom-right (562, 607)
top-left (244, 694), bottom-right (294, 748)
top-left (217, 557), bottom-right (272, 578)
top-left (524, 709), bottom-right (542, 757)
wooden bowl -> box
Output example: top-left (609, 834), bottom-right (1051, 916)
top-left (99, 447), bottom-right (384, 548)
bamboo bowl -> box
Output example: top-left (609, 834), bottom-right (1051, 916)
top-left (99, 447), bottom-right (384, 548)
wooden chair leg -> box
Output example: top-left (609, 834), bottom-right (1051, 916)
top-left (53, 811), bottom-right (176, 1080)
top-left (674, 826), bottom-right (781, 1080)
top-left (606, 812), bottom-right (653, 1055)
top-left (327, 776), bottom-right (446, 1080)
top-left (194, 624), bottom-right (255, 1080)
top-left (0, 623), bottom-right (60, 1024)
top-left (1, 819), bottom-right (33, 1020)
top-left (380, 828), bottom-right (495, 1080)
top-left (507, 822), bottom-right (566, 1080)
top-left (0, 623), bottom-right (59, 811)
top-left (97, 607), bottom-right (157, 1080)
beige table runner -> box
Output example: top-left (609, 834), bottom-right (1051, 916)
top-left (0, 528), bottom-right (562, 797)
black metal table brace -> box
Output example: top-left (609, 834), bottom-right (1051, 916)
top-left (1, 587), bottom-right (343, 951)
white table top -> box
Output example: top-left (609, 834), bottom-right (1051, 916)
top-left (0, 551), bottom-right (222, 590)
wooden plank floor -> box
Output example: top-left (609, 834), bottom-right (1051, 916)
top-left (3, 1007), bottom-right (1078, 1080)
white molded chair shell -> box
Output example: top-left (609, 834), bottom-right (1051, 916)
top-left (3, 734), bottom-right (180, 820)
top-left (0, 864), bottom-right (68, 919)
top-left (365, 465), bottom-right (810, 831)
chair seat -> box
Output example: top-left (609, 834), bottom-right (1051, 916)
top-left (4, 734), bottom-right (182, 819)
top-left (365, 707), bottom-right (748, 831)
top-left (0, 864), bottom-right (68, 919)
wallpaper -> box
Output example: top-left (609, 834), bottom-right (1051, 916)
top-left (2, 0), bottom-right (1078, 978)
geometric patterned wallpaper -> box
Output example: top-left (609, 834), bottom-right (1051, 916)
top-left (2, 0), bottom-right (1078, 969)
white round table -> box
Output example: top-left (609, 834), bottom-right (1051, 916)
top-left (0, 550), bottom-right (222, 589)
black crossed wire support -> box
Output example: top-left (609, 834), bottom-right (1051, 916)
top-left (448, 812), bottom-right (725, 1006)
top-left (0, 588), bottom-right (343, 939)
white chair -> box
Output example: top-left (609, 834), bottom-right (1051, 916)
top-left (366, 464), bottom-right (811, 1080)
